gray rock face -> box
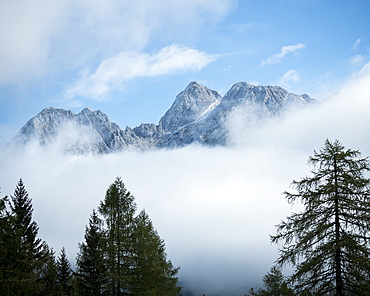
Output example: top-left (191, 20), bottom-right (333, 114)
top-left (9, 107), bottom-right (145, 153)
top-left (8, 81), bottom-right (316, 153)
top-left (159, 81), bottom-right (222, 133)
top-left (159, 82), bottom-right (316, 148)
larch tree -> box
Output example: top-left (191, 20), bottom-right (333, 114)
top-left (76, 209), bottom-right (108, 296)
top-left (271, 139), bottom-right (370, 295)
top-left (131, 209), bottom-right (181, 296)
top-left (98, 177), bottom-right (137, 296)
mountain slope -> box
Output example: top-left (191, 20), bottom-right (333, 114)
top-left (9, 107), bottom-right (146, 153)
top-left (159, 81), bottom-right (222, 133)
top-left (7, 81), bottom-right (316, 153)
top-left (160, 82), bottom-right (316, 147)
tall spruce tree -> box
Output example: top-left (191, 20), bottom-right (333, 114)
top-left (3, 178), bottom-right (45, 295)
top-left (98, 177), bottom-right (137, 296)
top-left (10, 179), bottom-right (43, 254)
top-left (131, 210), bottom-right (181, 296)
top-left (0, 195), bottom-right (17, 295)
top-left (248, 266), bottom-right (294, 296)
top-left (271, 139), bottom-right (370, 295)
top-left (38, 245), bottom-right (59, 296)
top-left (57, 247), bottom-right (73, 296)
top-left (76, 209), bottom-right (108, 296)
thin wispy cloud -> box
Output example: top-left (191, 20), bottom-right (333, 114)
top-left (348, 54), bottom-right (365, 67)
top-left (65, 45), bottom-right (216, 100)
top-left (352, 38), bottom-right (362, 51)
top-left (260, 43), bottom-right (306, 67)
top-left (278, 69), bottom-right (301, 87)
top-left (234, 22), bottom-right (254, 33)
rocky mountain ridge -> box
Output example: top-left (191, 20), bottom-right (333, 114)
top-left (8, 81), bottom-right (316, 153)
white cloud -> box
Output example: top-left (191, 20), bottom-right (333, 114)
top-left (65, 44), bottom-right (216, 100)
top-left (352, 38), bottom-right (362, 51)
top-left (348, 54), bottom-right (365, 67)
top-left (260, 43), bottom-right (306, 67)
top-left (1, 62), bottom-right (370, 294)
top-left (0, 0), bottom-right (235, 86)
top-left (279, 69), bottom-right (301, 85)
top-left (0, 142), bottom-right (299, 295)
top-left (0, 0), bottom-right (69, 84)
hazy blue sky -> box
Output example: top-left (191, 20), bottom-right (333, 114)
top-left (1, 0), bottom-right (370, 145)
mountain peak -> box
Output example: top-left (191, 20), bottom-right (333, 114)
top-left (185, 81), bottom-right (203, 90)
top-left (7, 81), bottom-right (317, 153)
top-left (79, 107), bottom-right (94, 114)
top-left (159, 81), bottom-right (222, 132)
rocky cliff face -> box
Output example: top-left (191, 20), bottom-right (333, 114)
top-left (159, 82), bottom-right (316, 148)
top-left (7, 81), bottom-right (316, 153)
top-left (159, 81), bottom-right (222, 133)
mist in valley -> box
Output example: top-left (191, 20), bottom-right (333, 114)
top-left (1, 63), bottom-right (370, 295)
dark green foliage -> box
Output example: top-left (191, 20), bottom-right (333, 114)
top-left (248, 266), bottom-right (295, 296)
top-left (57, 247), bottom-right (73, 296)
top-left (76, 209), bottom-right (108, 296)
top-left (271, 139), bottom-right (370, 295)
top-left (0, 179), bottom-right (45, 295)
top-left (131, 210), bottom-right (181, 296)
top-left (10, 179), bottom-right (43, 256)
top-left (1, 177), bottom-right (180, 295)
top-left (98, 177), bottom-right (137, 296)
top-left (98, 177), bottom-right (181, 296)
top-left (38, 245), bottom-right (59, 296)
top-left (0, 195), bottom-right (18, 295)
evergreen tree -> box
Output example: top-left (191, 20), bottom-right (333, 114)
top-left (98, 177), bottom-right (137, 296)
top-left (57, 247), bottom-right (73, 296)
top-left (271, 139), bottom-right (370, 295)
top-left (247, 266), bottom-right (294, 296)
top-left (10, 179), bottom-right (43, 257)
top-left (38, 245), bottom-right (59, 296)
top-left (0, 195), bottom-right (17, 295)
top-left (0, 179), bottom-right (45, 295)
top-left (131, 210), bottom-right (181, 296)
top-left (76, 209), bottom-right (108, 296)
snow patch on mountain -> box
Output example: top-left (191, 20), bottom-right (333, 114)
top-left (7, 81), bottom-right (317, 154)
top-left (159, 81), bottom-right (222, 133)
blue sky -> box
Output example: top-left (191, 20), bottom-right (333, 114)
top-left (1, 0), bottom-right (370, 145)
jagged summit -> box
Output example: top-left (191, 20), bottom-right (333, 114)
top-left (7, 82), bottom-right (316, 154)
top-left (159, 81), bottom-right (222, 132)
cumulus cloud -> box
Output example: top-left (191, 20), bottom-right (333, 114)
top-left (65, 45), bottom-right (216, 100)
top-left (0, 0), bottom-right (235, 86)
top-left (260, 43), bottom-right (306, 67)
top-left (1, 62), bottom-right (370, 295)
